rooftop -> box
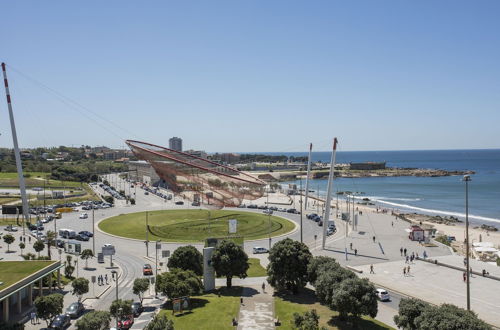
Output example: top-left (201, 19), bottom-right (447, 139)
top-left (0, 260), bottom-right (57, 293)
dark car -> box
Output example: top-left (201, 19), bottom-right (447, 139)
top-left (76, 234), bottom-right (90, 241)
top-left (65, 302), bottom-right (84, 319)
top-left (287, 208), bottom-right (298, 214)
top-left (56, 239), bottom-right (65, 248)
top-left (50, 314), bottom-right (70, 329)
top-left (131, 302), bottom-right (143, 317)
top-left (175, 201), bottom-right (184, 205)
top-left (79, 231), bottom-right (93, 238)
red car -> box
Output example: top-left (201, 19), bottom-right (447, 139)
top-left (118, 315), bottom-right (134, 329)
top-left (143, 264), bottom-right (153, 276)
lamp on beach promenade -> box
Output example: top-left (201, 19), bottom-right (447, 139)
top-left (463, 175), bottom-right (471, 311)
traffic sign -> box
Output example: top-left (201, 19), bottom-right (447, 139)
top-left (162, 250), bottom-right (170, 258)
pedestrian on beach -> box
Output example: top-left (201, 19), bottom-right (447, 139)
top-left (370, 264), bottom-right (374, 274)
top-left (403, 267), bottom-right (406, 276)
top-left (407, 265), bottom-right (410, 275)
top-left (404, 248), bottom-right (407, 256)
top-left (354, 249), bottom-right (358, 256)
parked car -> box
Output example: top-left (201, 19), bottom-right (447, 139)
top-left (79, 231), bottom-right (93, 238)
top-left (76, 234), bottom-right (90, 241)
top-left (376, 288), bottom-right (391, 301)
top-left (287, 208), bottom-right (298, 214)
top-left (79, 213), bottom-right (88, 219)
top-left (131, 302), bottom-right (144, 317)
top-left (144, 191), bottom-right (149, 195)
top-left (326, 227), bottom-right (334, 236)
top-left (263, 209), bottom-right (273, 215)
top-left (4, 225), bottom-right (18, 232)
top-left (65, 302), bottom-right (85, 319)
top-left (175, 201), bottom-right (184, 205)
top-left (143, 264), bottom-right (153, 275)
top-left (253, 247), bottom-right (269, 254)
top-left (307, 213), bottom-right (318, 220)
top-left (50, 314), bottom-right (71, 329)
top-left (191, 201), bottom-right (200, 206)
top-left (118, 315), bottom-right (134, 329)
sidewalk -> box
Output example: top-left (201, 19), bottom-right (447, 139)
top-left (237, 282), bottom-right (274, 330)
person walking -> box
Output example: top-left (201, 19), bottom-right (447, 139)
top-left (407, 265), bottom-right (410, 275)
top-left (463, 271), bottom-right (467, 282)
top-left (405, 256), bottom-right (409, 264)
top-left (30, 311), bottom-right (36, 325)
top-left (354, 248), bottom-right (358, 256)
top-left (370, 264), bottom-right (374, 274)
top-left (350, 242), bottom-right (353, 250)
top-left (400, 247), bottom-right (403, 256)
top-left (372, 236), bottom-right (376, 243)
top-left (262, 282), bottom-right (265, 293)
top-left (404, 248), bottom-right (407, 256)
top-left (28, 236), bottom-right (31, 243)
top-left (105, 274), bottom-right (108, 285)
top-left (403, 267), bottom-right (406, 276)
top-left (391, 221), bottom-right (394, 227)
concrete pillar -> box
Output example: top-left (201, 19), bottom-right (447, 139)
top-left (48, 273), bottom-right (53, 293)
top-left (39, 278), bottom-right (43, 297)
top-left (28, 284), bottom-right (33, 306)
top-left (57, 269), bottom-right (61, 289)
top-left (17, 291), bottom-right (22, 314)
top-left (2, 297), bottom-right (9, 322)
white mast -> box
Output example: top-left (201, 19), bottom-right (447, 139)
top-left (322, 138), bottom-right (338, 250)
top-left (304, 143), bottom-right (312, 210)
top-left (1, 63), bottom-right (30, 223)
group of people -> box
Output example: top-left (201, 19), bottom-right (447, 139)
top-left (29, 310), bottom-right (39, 325)
top-left (97, 274), bottom-right (109, 286)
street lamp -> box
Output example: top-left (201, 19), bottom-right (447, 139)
top-left (463, 175), bottom-right (471, 311)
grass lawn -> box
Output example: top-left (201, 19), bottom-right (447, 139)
top-left (274, 288), bottom-right (393, 330)
top-left (0, 261), bottom-right (57, 290)
top-left (247, 258), bottom-right (267, 277)
top-left (159, 286), bottom-right (242, 330)
top-left (99, 209), bottom-right (295, 243)
top-left (0, 172), bottom-right (82, 188)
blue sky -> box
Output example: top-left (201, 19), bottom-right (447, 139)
top-left (1, 1), bottom-right (499, 152)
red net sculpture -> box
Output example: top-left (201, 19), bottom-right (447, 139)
top-left (126, 140), bottom-right (265, 208)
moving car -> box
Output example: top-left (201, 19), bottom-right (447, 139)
top-left (143, 264), bottom-right (153, 275)
top-left (118, 315), bottom-right (134, 329)
top-left (263, 209), bottom-right (273, 215)
top-left (79, 231), bottom-right (93, 238)
top-left (65, 302), bottom-right (85, 319)
top-left (79, 213), bottom-right (88, 219)
top-left (376, 288), bottom-right (391, 301)
top-left (326, 227), bottom-right (335, 236)
top-left (253, 247), bottom-right (269, 254)
top-left (50, 314), bottom-right (71, 329)
top-left (76, 233), bottom-right (90, 241)
top-left (131, 302), bottom-right (143, 317)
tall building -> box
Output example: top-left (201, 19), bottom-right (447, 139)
top-left (169, 137), bottom-right (182, 152)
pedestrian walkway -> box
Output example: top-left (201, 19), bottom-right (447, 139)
top-left (237, 282), bottom-right (274, 330)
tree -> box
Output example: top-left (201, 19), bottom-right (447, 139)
top-left (156, 268), bottom-right (203, 299)
top-left (80, 249), bottom-right (94, 269)
top-left (33, 240), bottom-right (45, 257)
top-left (267, 238), bottom-right (312, 294)
top-left (3, 234), bottom-right (15, 252)
top-left (394, 298), bottom-right (431, 330)
top-left (133, 278), bottom-right (150, 304)
top-left (414, 303), bottom-right (491, 330)
top-left (19, 242), bottom-right (25, 255)
top-left (211, 240), bottom-right (249, 288)
top-left (72, 277), bottom-right (89, 302)
top-left (75, 310), bottom-right (111, 330)
top-left (145, 313), bottom-right (174, 330)
top-left (329, 277), bottom-right (378, 320)
top-left (307, 256), bottom-right (339, 285)
top-left (293, 309), bottom-right (320, 330)
top-left (46, 231), bottom-right (57, 259)
top-left (34, 293), bottom-right (64, 326)
top-left (314, 265), bottom-right (355, 305)
top-left (168, 245), bottom-right (203, 276)
top-left (109, 299), bottom-right (133, 322)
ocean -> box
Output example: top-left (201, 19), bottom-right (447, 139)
top-left (254, 149), bottom-right (500, 227)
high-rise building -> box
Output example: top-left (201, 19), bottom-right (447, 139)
top-left (169, 137), bottom-right (182, 151)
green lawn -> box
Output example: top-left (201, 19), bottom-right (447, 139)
top-left (0, 261), bottom-right (57, 290)
top-left (99, 209), bottom-right (295, 243)
top-left (275, 288), bottom-right (393, 330)
top-left (247, 258), bottom-right (267, 277)
top-left (0, 172), bottom-right (82, 188)
top-left (159, 286), bottom-right (242, 330)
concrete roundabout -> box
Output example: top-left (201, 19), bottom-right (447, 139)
top-left (98, 209), bottom-right (297, 243)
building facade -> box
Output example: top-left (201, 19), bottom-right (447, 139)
top-left (169, 137), bottom-right (182, 152)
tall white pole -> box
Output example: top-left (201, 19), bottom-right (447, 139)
top-left (322, 138), bottom-right (338, 250)
top-left (304, 143), bottom-right (313, 210)
top-left (2, 63), bottom-right (30, 223)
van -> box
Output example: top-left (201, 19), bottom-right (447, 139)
top-left (59, 228), bottom-right (76, 239)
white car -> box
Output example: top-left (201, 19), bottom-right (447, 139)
top-left (79, 213), bottom-right (88, 219)
top-left (5, 225), bottom-right (18, 232)
top-left (253, 247), bottom-right (269, 254)
top-left (376, 288), bottom-right (391, 301)
top-left (263, 209), bottom-right (273, 215)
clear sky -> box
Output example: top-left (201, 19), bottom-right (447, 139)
top-left (1, 1), bottom-right (499, 152)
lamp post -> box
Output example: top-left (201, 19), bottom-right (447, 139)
top-left (463, 175), bottom-right (471, 311)
top-left (111, 269), bottom-right (119, 328)
top-left (155, 240), bottom-right (161, 298)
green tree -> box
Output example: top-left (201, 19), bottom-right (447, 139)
top-left (109, 299), bottom-right (133, 323)
top-left (267, 238), bottom-right (312, 294)
top-left (133, 278), bottom-right (150, 304)
top-left (293, 309), bottom-right (320, 330)
top-left (3, 234), bottom-right (15, 252)
top-left (168, 245), bottom-right (203, 276)
top-left (414, 303), bottom-right (491, 330)
top-left (211, 240), bottom-right (249, 288)
top-left (75, 310), bottom-right (111, 330)
top-left (307, 256), bottom-right (339, 285)
top-left (156, 268), bottom-right (203, 299)
top-left (145, 313), bottom-right (174, 330)
top-left (314, 265), bottom-right (355, 305)
top-left (394, 298), bottom-right (431, 330)
top-left (19, 242), bottom-right (25, 255)
top-left (72, 277), bottom-right (89, 302)
top-left (329, 277), bottom-right (378, 321)
top-left (80, 249), bottom-right (94, 269)
top-left (34, 293), bottom-right (64, 326)
top-left (33, 240), bottom-right (45, 258)
top-left (46, 230), bottom-right (56, 259)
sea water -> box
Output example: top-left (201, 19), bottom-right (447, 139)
top-left (254, 149), bottom-right (500, 227)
